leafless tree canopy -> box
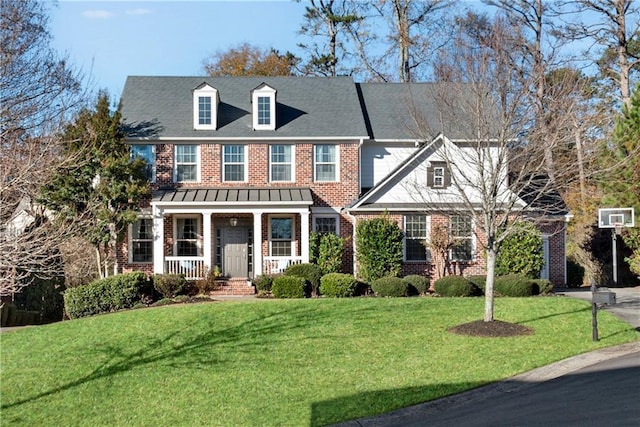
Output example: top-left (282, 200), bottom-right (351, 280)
top-left (1, 0), bottom-right (86, 296)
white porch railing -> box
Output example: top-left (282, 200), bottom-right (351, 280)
top-left (165, 257), bottom-right (206, 280)
top-left (263, 256), bottom-right (304, 275)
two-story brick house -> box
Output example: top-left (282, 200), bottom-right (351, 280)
top-left (117, 76), bottom-right (567, 293)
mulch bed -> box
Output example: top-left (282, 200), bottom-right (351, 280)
top-left (448, 320), bottom-right (534, 337)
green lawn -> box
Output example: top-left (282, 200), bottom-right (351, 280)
top-left (1, 297), bottom-right (638, 426)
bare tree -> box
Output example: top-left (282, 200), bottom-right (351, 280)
top-left (1, 0), bottom-right (85, 296)
top-left (407, 15), bottom-right (569, 322)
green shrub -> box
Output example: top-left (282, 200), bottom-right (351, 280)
top-left (310, 232), bottom-right (346, 275)
top-left (532, 279), bottom-right (554, 295)
top-left (402, 275), bottom-right (430, 295)
top-left (153, 274), bottom-right (186, 298)
top-left (494, 274), bottom-right (538, 297)
top-left (496, 222), bottom-right (544, 278)
top-left (252, 274), bottom-right (278, 292)
top-left (154, 298), bottom-right (174, 306)
top-left (466, 275), bottom-right (486, 293)
top-left (566, 258), bottom-right (585, 288)
top-left (320, 273), bottom-right (358, 297)
top-left (271, 276), bottom-right (308, 299)
top-left (356, 215), bottom-right (404, 282)
top-left (371, 276), bottom-right (408, 297)
top-left (284, 263), bottom-right (322, 296)
top-left (64, 272), bottom-right (151, 319)
top-left (434, 275), bottom-right (478, 297)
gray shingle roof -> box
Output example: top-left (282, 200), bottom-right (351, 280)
top-left (120, 76), bottom-right (369, 139)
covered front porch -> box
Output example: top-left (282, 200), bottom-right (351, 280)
top-left (151, 188), bottom-right (314, 281)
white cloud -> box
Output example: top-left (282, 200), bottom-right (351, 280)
top-left (126, 8), bottom-right (152, 16)
top-left (82, 10), bottom-right (115, 19)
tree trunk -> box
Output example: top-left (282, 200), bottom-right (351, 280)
top-left (484, 247), bottom-right (496, 322)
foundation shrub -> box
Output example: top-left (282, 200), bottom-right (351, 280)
top-left (252, 274), bottom-right (278, 292)
top-left (64, 272), bottom-right (151, 319)
top-left (434, 275), bottom-right (479, 297)
top-left (371, 276), bottom-right (408, 297)
top-left (320, 273), bottom-right (358, 297)
top-left (533, 279), bottom-right (554, 295)
top-left (494, 274), bottom-right (538, 297)
top-left (466, 275), bottom-right (486, 293)
top-left (271, 276), bottom-right (308, 299)
top-left (153, 274), bottom-right (186, 298)
top-left (284, 263), bottom-right (322, 296)
top-left (402, 275), bottom-right (430, 295)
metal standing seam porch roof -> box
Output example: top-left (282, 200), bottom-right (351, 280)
top-left (152, 187), bottom-right (314, 205)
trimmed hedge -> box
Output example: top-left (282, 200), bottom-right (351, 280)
top-left (252, 274), bottom-right (278, 292)
top-left (402, 275), bottom-right (430, 295)
top-left (466, 275), bottom-right (486, 293)
top-left (64, 272), bottom-right (152, 319)
top-left (434, 275), bottom-right (479, 297)
top-left (320, 273), bottom-right (358, 298)
top-left (284, 263), bottom-right (322, 295)
top-left (271, 276), bottom-right (308, 299)
top-left (371, 276), bottom-right (408, 297)
top-left (494, 274), bottom-right (538, 297)
top-left (533, 279), bottom-right (554, 295)
top-left (153, 274), bottom-right (186, 298)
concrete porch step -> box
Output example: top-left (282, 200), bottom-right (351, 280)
top-left (210, 278), bottom-right (256, 296)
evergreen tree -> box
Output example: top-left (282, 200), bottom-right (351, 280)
top-left (40, 92), bottom-right (149, 278)
top-left (600, 83), bottom-right (640, 277)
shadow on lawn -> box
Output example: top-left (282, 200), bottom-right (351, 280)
top-left (2, 303), bottom-right (367, 411)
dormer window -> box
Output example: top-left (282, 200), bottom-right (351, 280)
top-left (193, 83), bottom-right (218, 130)
top-left (251, 83), bottom-right (276, 130)
top-left (427, 161), bottom-right (451, 188)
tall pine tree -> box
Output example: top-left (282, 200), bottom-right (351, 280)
top-left (40, 92), bottom-right (149, 278)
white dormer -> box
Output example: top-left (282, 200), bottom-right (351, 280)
top-left (251, 83), bottom-right (276, 131)
top-left (193, 83), bottom-right (218, 130)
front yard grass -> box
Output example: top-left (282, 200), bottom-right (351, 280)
top-left (1, 297), bottom-right (638, 426)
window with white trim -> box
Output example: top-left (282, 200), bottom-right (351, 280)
top-left (130, 218), bottom-right (153, 263)
top-left (174, 145), bottom-right (199, 182)
top-left (252, 84), bottom-right (276, 130)
top-left (404, 215), bottom-right (430, 261)
top-left (193, 84), bottom-right (217, 130)
top-left (313, 215), bottom-right (339, 235)
top-left (176, 217), bottom-right (200, 256)
top-left (131, 144), bottom-right (155, 182)
top-left (270, 145), bottom-right (294, 182)
top-left (270, 216), bottom-right (293, 257)
top-left (433, 167), bottom-right (445, 187)
top-left (314, 144), bottom-right (338, 182)
top-left (223, 145), bottom-right (247, 182)
top-left (450, 215), bottom-right (473, 261)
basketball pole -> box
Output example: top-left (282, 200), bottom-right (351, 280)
top-left (612, 228), bottom-right (617, 286)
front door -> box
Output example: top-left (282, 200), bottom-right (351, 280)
top-left (540, 237), bottom-right (550, 280)
top-left (223, 227), bottom-right (248, 277)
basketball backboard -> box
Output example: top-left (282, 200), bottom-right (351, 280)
top-left (598, 208), bottom-right (635, 228)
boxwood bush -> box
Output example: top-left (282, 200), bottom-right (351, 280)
top-left (533, 279), bottom-right (554, 295)
top-left (252, 274), bottom-right (278, 292)
top-left (433, 275), bottom-right (479, 297)
top-left (466, 275), bottom-right (486, 293)
top-left (284, 263), bottom-right (322, 296)
top-left (153, 274), bottom-right (186, 298)
top-left (371, 276), bottom-right (408, 297)
top-left (402, 275), bottom-right (430, 295)
top-left (320, 273), bottom-right (358, 297)
top-left (271, 276), bottom-right (308, 299)
top-left (494, 274), bottom-right (538, 297)
top-left (64, 272), bottom-right (152, 319)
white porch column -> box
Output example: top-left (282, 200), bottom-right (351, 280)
top-left (202, 212), bottom-right (212, 272)
top-left (300, 209), bottom-right (310, 263)
top-left (253, 211), bottom-right (263, 275)
top-left (152, 206), bottom-right (164, 274)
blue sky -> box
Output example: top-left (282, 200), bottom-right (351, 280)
top-left (50, 1), bottom-right (310, 99)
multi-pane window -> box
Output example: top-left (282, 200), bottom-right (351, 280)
top-left (223, 145), bottom-right (246, 182)
top-left (270, 145), bottom-right (293, 181)
top-left (450, 215), bottom-right (473, 261)
top-left (405, 215), bottom-right (430, 261)
top-left (175, 145), bottom-right (198, 182)
top-left (258, 96), bottom-right (271, 125)
top-left (131, 219), bottom-right (153, 263)
top-left (270, 217), bottom-right (293, 256)
top-left (131, 144), bottom-right (154, 181)
top-left (314, 216), bottom-right (338, 235)
top-left (176, 217), bottom-right (199, 256)
top-left (198, 96), bottom-right (211, 125)
top-left (433, 167), bottom-right (445, 187)
top-left (314, 145), bottom-right (337, 182)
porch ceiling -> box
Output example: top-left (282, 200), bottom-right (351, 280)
top-left (152, 187), bottom-right (314, 205)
